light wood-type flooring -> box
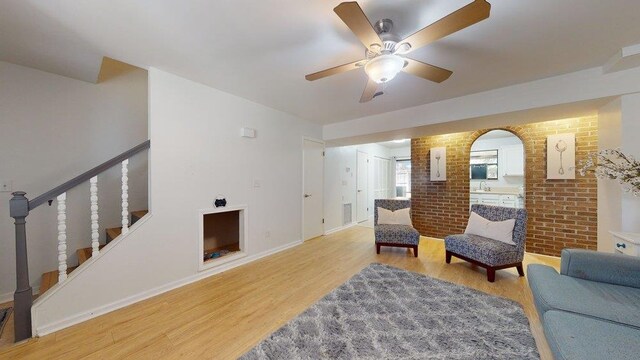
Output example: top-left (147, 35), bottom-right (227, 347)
top-left (0, 225), bottom-right (559, 359)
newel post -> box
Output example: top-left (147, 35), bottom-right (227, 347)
top-left (10, 191), bottom-right (32, 342)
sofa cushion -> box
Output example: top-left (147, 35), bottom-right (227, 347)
top-left (543, 310), bottom-right (640, 360)
top-left (444, 234), bottom-right (522, 266)
top-left (374, 224), bottom-right (419, 245)
top-left (528, 264), bottom-right (640, 328)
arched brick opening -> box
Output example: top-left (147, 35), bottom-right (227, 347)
top-left (410, 117), bottom-right (598, 257)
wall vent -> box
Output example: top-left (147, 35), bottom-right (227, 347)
top-left (343, 203), bottom-right (352, 225)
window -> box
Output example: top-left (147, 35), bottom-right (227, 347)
top-left (395, 159), bottom-right (411, 198)
top-left (470, 150), bottom-right (498, 180)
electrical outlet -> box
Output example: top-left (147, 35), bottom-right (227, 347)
top-left (253, 179), bottom-right (261, 188)
top-left (265, 231), bottom-right (271, 238)
top-left (0, 180), bottom-right (12, 193)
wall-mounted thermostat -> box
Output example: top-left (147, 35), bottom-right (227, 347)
top-left (240, 127), bottom-right (256, 138)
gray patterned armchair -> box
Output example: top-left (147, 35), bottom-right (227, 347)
top-left (444, 204), bottom-right (528, 282)
top-left (374, 199), bottom-right (420, 257)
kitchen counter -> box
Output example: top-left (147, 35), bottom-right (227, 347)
top-left (470, 190), bottom-right (521, 196)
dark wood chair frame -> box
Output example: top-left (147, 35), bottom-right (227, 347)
top-left (446, 250), bottom-right (524, 282)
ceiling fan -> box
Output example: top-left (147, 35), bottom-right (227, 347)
top-left (305, 1), bottom-right (491, 103)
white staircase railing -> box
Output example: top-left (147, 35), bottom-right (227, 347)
top-left (90, 176), bottom-right (100, 257)
top-left (57, 193), bottom-right (67, 283)
top-left (121, 159), bottom-right (129, 234)
top-left (8, 140), bottom-right (150, 342)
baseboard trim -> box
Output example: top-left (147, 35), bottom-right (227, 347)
top-left (525, 251), bottom-right (560, 260)
top-left (324, 222), bottom-right (357, 235)
top-left (33, 239), bottom-right (303, 337)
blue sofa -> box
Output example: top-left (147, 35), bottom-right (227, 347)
top-left (528, 249), bottom-right (640, 360)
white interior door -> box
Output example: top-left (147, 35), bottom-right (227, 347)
top-left (373, 156), bottom-right (391, 200)
top-left (356, 151), bottom-right (369, 222)
top-left (303, 138), bottom-right (324, 241)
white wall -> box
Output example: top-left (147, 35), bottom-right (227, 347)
top-left (389, 146), bottom-right (411, 159)
top-left (620, 93), bottom-right (640, 232)
top-left (357, 144), bottom-right (393, 217)
top-left (597, 98), bottom-right (622, 252)
top-left (323, 146), bottom-right (357, 233)
top-left (323, 66), bottom-right (640, 141)
top-left (324, 143), bottom-right (396, 232)
top-left (470, 136), bottom-right (525, 189)
top-left (31, 68), bottom-right (322, 334)
top-left (0, 61), bottom-right (148, 302)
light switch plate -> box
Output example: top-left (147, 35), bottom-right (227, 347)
top-left (0, 180), bottom-right (12, 193)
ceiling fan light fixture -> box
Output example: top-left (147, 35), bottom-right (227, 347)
top-left (364, 54), bottom-right (405, 84)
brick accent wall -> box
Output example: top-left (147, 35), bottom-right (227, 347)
top-left (411, 117), bottom-right (598, 256)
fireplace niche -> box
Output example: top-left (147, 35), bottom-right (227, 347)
top-left (199, 205), bottom-right (247, 270)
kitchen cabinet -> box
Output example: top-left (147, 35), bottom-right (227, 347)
top-left (470, 193), bottom-right (523, 209)
top-left (502, 144), bottom-right (524, 177)
top-left (500, 194), bottom-right (517, 208)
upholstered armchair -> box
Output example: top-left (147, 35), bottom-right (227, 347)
top-left (374, 199), bottom-right (420, 257)
top-left (444, 204), bottom-right (528, 282)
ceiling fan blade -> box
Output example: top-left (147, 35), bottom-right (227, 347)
top-left (397, 0), bottom-right (491, 54)
top-left (334, 2), bottom-right (382, 51)
top-left (402, 58), bottom-right (453, 83)
top-left (360, 78), bottom-right (380, 103)
top-left (305, 59), bottom-right (366, 81)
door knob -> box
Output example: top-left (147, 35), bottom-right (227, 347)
top-left (357, 190), bottom-right (362, 192)
top-left (304, 194), bottom-right (311, 198)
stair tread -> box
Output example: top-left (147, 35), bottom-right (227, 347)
top-left (106, 227), bottom-right (122, 239)
top-left (41, 209), bottom-right (150, 294)
top-left (130, 210), bottom-right (148, 219)
top-left (39, 266), bottom-right (78, 295)
top-left (77, 245), bottom-right (105, 265)
top-left (106, 209), bottom-right (148, 242)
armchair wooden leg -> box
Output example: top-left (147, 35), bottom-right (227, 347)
top-left (445, 251), bottom-right (452, 264)
top-left (413, 245), bottom-right (418, 257)
top-left (516, 263), bottom-right (524, 277)
top-left (376, 244), bottom-right (381, 254)
top-left (487, 268), bottom-right (496, 282)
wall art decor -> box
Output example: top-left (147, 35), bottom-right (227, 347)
top-left (430, 147), bottom-right (447, 181)
top-left (547, 133), bottom-right (575, 179)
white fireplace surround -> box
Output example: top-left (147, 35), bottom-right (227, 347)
top-left (198, 205), bottom-right (248, 271)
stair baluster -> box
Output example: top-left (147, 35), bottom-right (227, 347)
top-left (90, 176), bottom-right (100, 257)
top-left (57, 193), bottom-right (68, 282)
top-left (8, 140), bottom-right (149, 342)
top-left (121, 159), bottom-right (129, 234)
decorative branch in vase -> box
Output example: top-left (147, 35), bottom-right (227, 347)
top-left (579, 149), bottom-right (640, 196)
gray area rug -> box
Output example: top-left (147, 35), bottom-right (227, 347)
top-left (241, 263), bottom-right (539, 359)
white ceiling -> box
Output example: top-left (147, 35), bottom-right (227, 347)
top-left (377, 139), bottom-right (411, 149)
top-left (2, 0), bottom-right (640, 125)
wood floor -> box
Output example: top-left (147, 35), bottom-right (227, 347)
top-left (0, 225), bottom-right (559, 359)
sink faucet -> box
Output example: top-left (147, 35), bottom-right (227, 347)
top-left (479, 181), bottom-right (487, 191)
